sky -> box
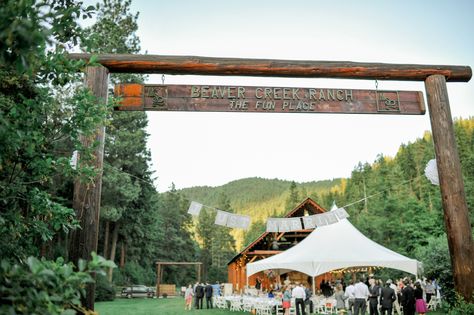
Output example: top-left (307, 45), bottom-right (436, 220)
top-left (121, 0), bottom-right (474, 192)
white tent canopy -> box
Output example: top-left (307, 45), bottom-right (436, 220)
top-left (247, 214), bottom-right (421, 278)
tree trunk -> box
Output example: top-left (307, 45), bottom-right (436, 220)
top-left (103, 220), bottom-right (110, 259)
top-left (108, 221), bottom-right (120, 282)
top-left (120, 241), bottom-right (126, 268)
top-left (68, 65), bottom-right (108, 310)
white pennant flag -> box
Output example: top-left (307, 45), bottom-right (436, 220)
top-left (187, 201), bottom-right (202, 216)
top-left (424, 159), bottom-right (439, 185)
top-left (334, 208), bottom-right (350, 220)
top-left (302, 215), bottom-right (317, 229)
top-left (215, 210), bottom-right (229, 226)
top-left (266, 218), bottom-right (279, 232)
top-left (237, 215), bottom-right (251, 230)
top-left (315, 213), bottom-right (329, 227)
top-left (226, 214), bottom-right (240, 228)
top-left (278, 219), bottom-right (291, 232)
top-left (289, 218), bottom-right (302, 231)
top-left (325, 212), bottom-right (339, 224)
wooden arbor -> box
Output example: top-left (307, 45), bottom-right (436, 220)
top-left (68, 54), bottom-right (474, 309)
top-left (155, 262), bottom-right (203, 297)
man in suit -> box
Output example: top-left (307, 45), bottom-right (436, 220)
top-left (368, 278), bottom-right (380, 315)
top-left (205, 282), bottom-right (214, 309)
top-left (380, 280), bottom-right (396, 315)
top-left (400, 280), bottom-right (415, 315)
top-left (194, 283), bottom-right (204, 309)
top-left (354, 277), bottom-right (369, 315)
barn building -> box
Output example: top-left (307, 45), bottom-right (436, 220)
top-left (227, 197), bottom-right (334, 293)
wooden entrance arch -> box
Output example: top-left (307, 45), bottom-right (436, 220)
top-left (67, 53), bottom-right (474, 309)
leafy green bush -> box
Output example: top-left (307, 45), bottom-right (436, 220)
top-left (120, 261), bottom-right (155, 286)
top-left (414, 234), bottom-right (455, 305)
top-left (448, 294), bottom-right (474, 315)
top-left (95, 274), bottom-right (116, 302)
top-left (0, 253), bottom-right (115, 315)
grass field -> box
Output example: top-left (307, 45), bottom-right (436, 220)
top-left (95, 297), bottom-right (247, 315)
top-left (95, 297), bottom-right (447, 315)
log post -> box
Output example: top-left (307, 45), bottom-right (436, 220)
top-left (68, 65), bottom-right (109, 310)
top-left (425, 74), bottom-right (474, 301)
top-left (156, 263), bottom-right (161, 297)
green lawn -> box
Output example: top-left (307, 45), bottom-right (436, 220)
top-left (95, 297), bottom-right (247, 315)
top-left (95, 297), bottom-right (447, 315)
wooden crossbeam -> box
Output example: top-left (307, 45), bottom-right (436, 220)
top-left (69, 53), bottom-right (471, 82)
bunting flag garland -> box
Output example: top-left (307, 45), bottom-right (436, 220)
top-left (325, 212), bottom-right (338, 225)
top-left (215, 210), bottom-right (229, 226)
top-left (187, 200), bottom-right (251, 229)
top-left (314, 214), bottom-right (329, 227)
top-left (302, 215), bottom-right (317, 229)
top-left (278, 219), bottom-right (291, 232)
top-left (289, 217), bottom-right (302, 231)
top-left (266, 218), bottom-right (279, 233)
top-left (333, 207), bottom-right (350, 220)
top-left (424, 159), bottom-right (439, 185)
top-left (237, 215), bottom-right (251, 229)
top-left (225, 213), bottom-right (251, 229)
top-left (187, 201), bottom-right (203, 216)
top-left (189, 198), bottom-right (350, 232)
top-left (226, 214), bottom-right (239, 228)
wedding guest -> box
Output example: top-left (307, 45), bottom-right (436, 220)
top-left (354, 277), bottom-right (370, 315)
top-left (401, 279), bottom-right (415, 315)
top-left (335, 283), bottom-right (347, 315)
top-left (282, 286), bottom-right (292, 315)
top-left (345, 280), bottom-right (356, 315)
top-left (380, 280), bottom-right (396, 315)
top-left (414, 282), bottom-right (428, 315)
top-left (184, 284), bottom-right (194, 311)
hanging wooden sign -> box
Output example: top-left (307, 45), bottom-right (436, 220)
top-left (114, 83), bottom-right (425, 115)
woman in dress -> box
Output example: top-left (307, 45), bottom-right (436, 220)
top-left (414, 282), bottom-right (428, 315)
top-left (184, 284), bottom-right (194, 310)
top-left (282, 285), bottom-right (292, 315)
top-left (334, 283), bottom-right (347, 315)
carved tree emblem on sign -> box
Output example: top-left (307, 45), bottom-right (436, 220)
top-left (144, 86), bottom-right (168, 109)
top-left (376, 91), bottom-right (400, 112)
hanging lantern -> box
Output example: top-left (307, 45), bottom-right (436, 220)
top-left (424, 159), bottom-right (439, 185)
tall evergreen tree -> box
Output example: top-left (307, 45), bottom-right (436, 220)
top-left (196, 192), bottom-right (236, 282)
top-left (80, 0), bottom-right (162, 283)
top-left (285, 181), bottom-right (300, 210)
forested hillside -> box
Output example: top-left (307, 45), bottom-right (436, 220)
top-left (180, 177), bottom-right (341, 248)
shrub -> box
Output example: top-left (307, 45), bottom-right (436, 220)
top-left (119, 261), bottom-right (155, 286)
top-left (447, 294), bottom-right (474, 315)
top-left (0, 253), bottom-right (115, 314)
top-left (414, 234), bottom-right (455, 305)
top-left (95, 274), bottom-right (115, 302)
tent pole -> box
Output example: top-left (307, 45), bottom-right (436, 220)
top-left (312, 276), bottom-right (316, 296)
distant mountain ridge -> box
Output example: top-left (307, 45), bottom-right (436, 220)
top-left (180, 177), bottom-right (340, 214)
